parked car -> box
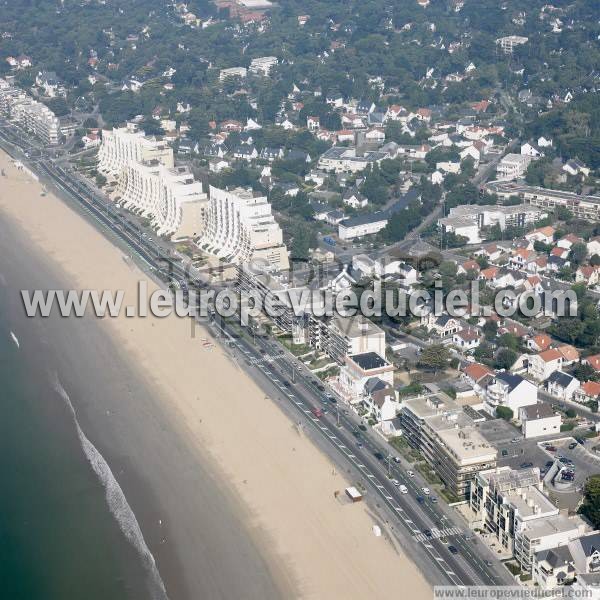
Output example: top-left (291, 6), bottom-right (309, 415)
top-left (407, 470), bottom-right (415, 478)
top-left (416, 496), bottom-right (424, 504)
top-left (520, 462), bottom-right (533, 469)
top-left (569, 442), bottom-right (578, 450)
top-left (393, 456), bottom-right (401, 464)
top-left (421, 487), bottom-right (431, 495)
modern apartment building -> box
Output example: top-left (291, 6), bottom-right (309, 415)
top-left (438, 203), bottom-right (546, 244)
top-left (98, 122), bottom-right (174, 179)
top-left (485, 181), bottom-right (600, 221)
top-left (199, 186), bottom-right (289, 271)
top-left (496, 35), bottom-right (529, 54)
top-left (496, 153), bottom-right (532, 180)
top-left (0, 78), bottom-right (60, 145)
top-left (470, 467), bottom-right (587, 572)
top-left (400, 396), bottom-right (497, 499)
top-left (307, 314), bottom-right (386, 364)
top-left (249, 56), bottom-right (278, 76)
top-left (116, 161), bottom-right (208, 239)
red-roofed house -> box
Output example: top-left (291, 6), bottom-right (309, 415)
top-left (471, 100), bottom-right (490, 113)
top-left (551, 246), bottom-right (570, 260)
top-left (479, 266), bottom-right (499, 282)
top-left (458, 260), bottom-right (481, 275)
top-left (527, 333), bottom-right (552, 353)
top-left (525, 226), bottom-right (555, 245)
top-left (575, 266), bottom-right (600, 286)
top-left (557, 234), bottom-right (583, 250)
top-left (528, 348), bottom-right (565, 381)
top-left (574, 381), bottom-right (600, 405)
top-left (584, 354), bottom-right (600, 372)
top-left (452, 328), bottom-right (482, 350)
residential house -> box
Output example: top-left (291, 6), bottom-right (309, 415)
top-left (421, 313), bottom-right (461, 338)
top-left (337, 352), bottom-right (394, 403)
top-left (574, 381), bottom-right (600, 406)
top-left (544, 371), bottom-right (580, 401)
top-left (519, 403), bottom-right (562, 438)
top-left (563, 159), bottom-right (590, 178)
top-left (583, 354), bottom-right (600, 372)
top-left (587, 237), bottom-right (600, 258)
top-left (526, 333), bottom-right (552, 353)
top-left (462, 363), bottom-right (494, 395)
top-left (342, 189), bottom-right (368, 208)
top-left (533, 546), bottom-right (576, 589)
top-left (576, 266), bottom-right (600, 287)
top-left (528, 348), bottom-right (566, 382)
top-left (484, 372), bottom-right (537, 416)
top-left (525, 226), bottom-right (555, 246)
top-left (569, 532), bottom-right (600, 575)
top-left (557, 234), bottom-right (583, 250)
top-left (452, 328), bottom-right (481, 351)
top-left (362, 380), bottom-right (400, 424)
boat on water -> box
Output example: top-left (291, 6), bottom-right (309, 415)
top-left (10, 331), bottom-right (19, 348)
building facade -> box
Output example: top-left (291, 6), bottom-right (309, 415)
top-left (199, 186), bottom-right (289, 271)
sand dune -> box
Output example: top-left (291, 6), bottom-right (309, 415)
top-left (0, 151), bottom-right (431, 600)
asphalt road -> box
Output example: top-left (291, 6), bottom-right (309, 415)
top-left (0, 121), bottom-right (515, 588)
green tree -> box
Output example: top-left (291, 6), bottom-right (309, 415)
top-left (482, 320), bottom-right (498, 341)
top-left (417, 345), bottom-right (451, 373)
top-left (495, 348), bottom-right (517, 370)
top-left (496, 406), bottom-right (513, 421)
top-left (570, 242), bottom-right (588, 266)
top-left (579, 475), bottom-right (600, 530)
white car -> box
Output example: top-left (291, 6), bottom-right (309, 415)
top-left (421, 487), bottom-right (431, 495)
top-left (407, 470), bottom-right (415, 478)
top-left (391, 479), bottom-right (400, 486)
top-left (399, 485), bottom-right (408, 494)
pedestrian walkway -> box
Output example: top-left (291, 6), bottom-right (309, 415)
top-left (414, 526), bottom-right (462, 543)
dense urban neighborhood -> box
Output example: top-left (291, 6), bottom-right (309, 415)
top-left (1, 0), bottom-right (600, 596)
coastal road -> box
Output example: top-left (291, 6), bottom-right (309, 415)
top-left (0, 123), bottom-right (513, 588)
top-left (210, 322), bottom-right (512, 588)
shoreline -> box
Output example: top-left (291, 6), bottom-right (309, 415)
top-left (0, 149), bottom-right (432, 599)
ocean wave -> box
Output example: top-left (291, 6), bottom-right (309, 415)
top-left (51, 372), bottom-right (168, 600)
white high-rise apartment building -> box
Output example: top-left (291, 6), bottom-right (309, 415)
top-left (0, 78), bottom-right (60, 145)
top-left (116, 162), bottom-right (208, 240)
top-left (98, 122), bottom-right (206, 240)
top-left (199, 186), bottom-right (289, 271)
top-left (98, 122), bottom-right (174, 179)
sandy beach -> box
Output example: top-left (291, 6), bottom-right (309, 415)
top-left (0, 150), bottom-right (431, 600)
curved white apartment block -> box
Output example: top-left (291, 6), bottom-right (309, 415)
top-left (98, 122), bottom-right (174, 179)
top-left (117, 161), bottom-right (208, 240)
top-left (199, 186), bottom-right (289, 271)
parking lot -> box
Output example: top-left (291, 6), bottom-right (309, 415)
top-left (537, 437), bottom-right (600, 511)
top-left (477, 418), bottom-right (564, 473)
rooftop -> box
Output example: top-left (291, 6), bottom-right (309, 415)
top-left (349, 351), bottom-right (390, 371)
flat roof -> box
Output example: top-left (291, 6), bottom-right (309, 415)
top-left (485, 181), bottom-right (600, 206)
top-left (436, 424), bottom-right (497, 464)
top-left (522, 514), bottom-right (584, 540)
top-left (402, 395), bottom-right (458, 420)
top-left (331, 314), bottom-right (383, 339)
top-left (349, 351), bottom-right (389, 370)
top-left (505, 485), bottom-right (557, 520)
